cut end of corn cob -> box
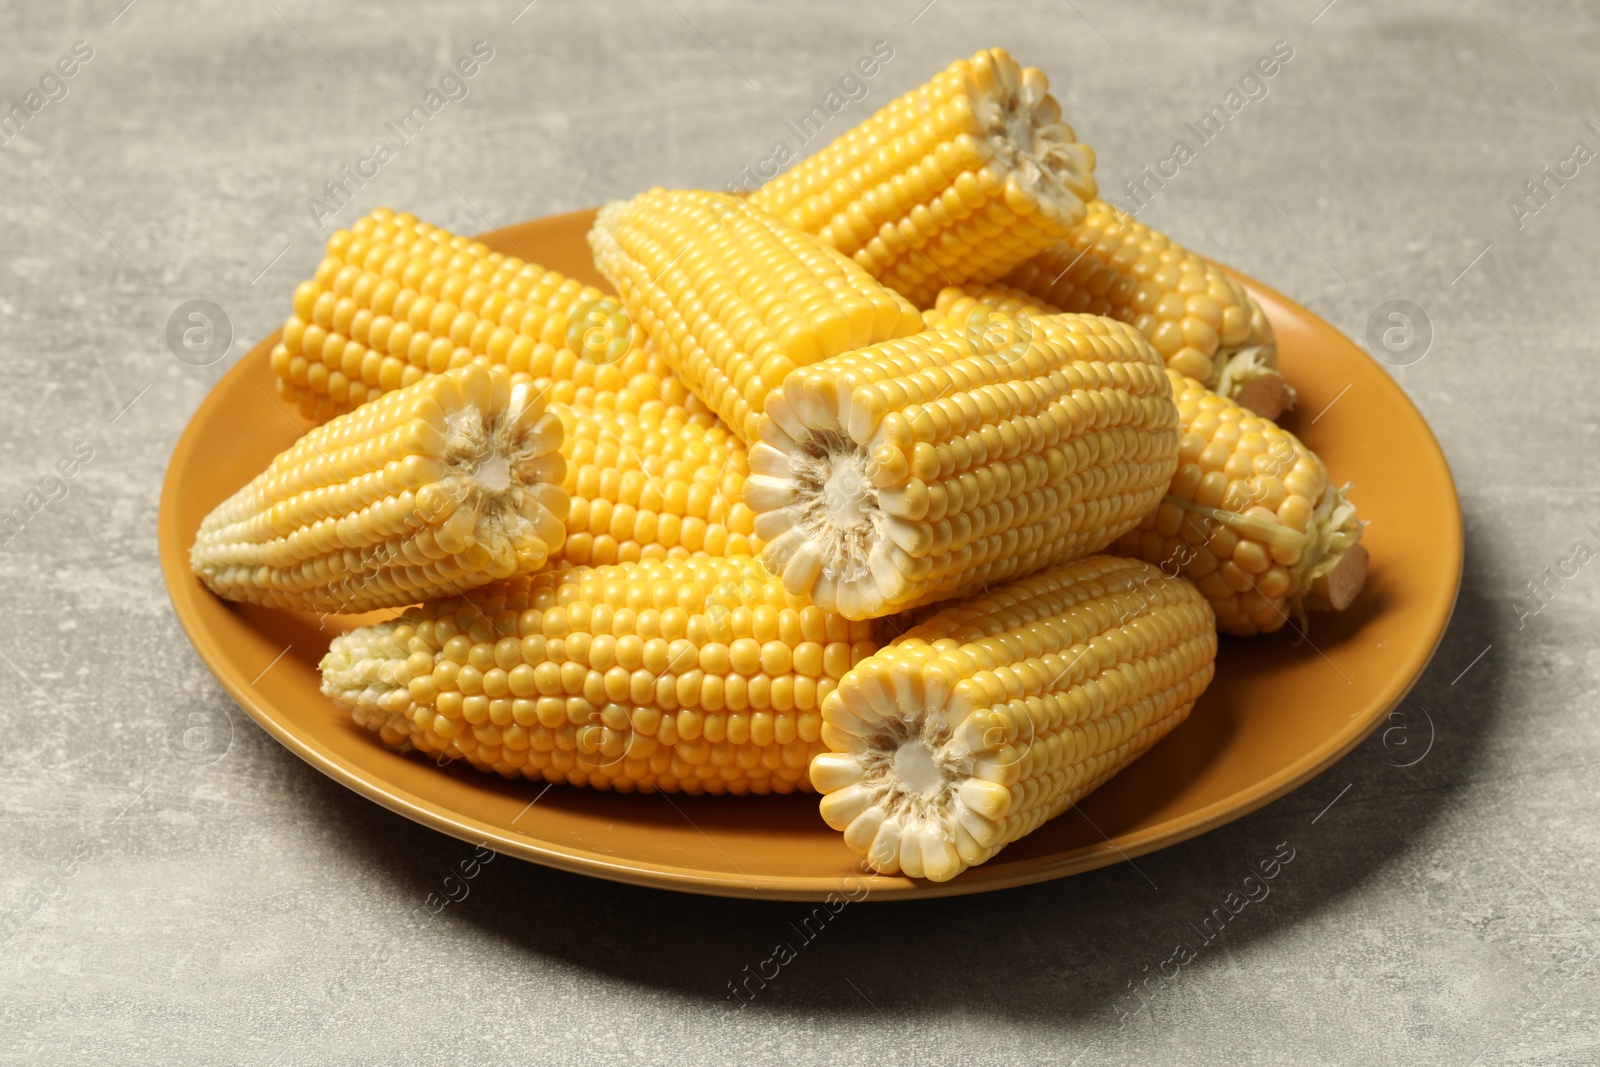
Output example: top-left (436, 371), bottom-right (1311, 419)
top-left (998, 202), bottom-right (1295, 420)
top-left (319, 557), bottom-right (877, 793)
top-left (1295, 481), bottom-right (1367, 612)
top-left (811, 555), bottom-right (1216, 882)
top-left (966, 48), bottom-right (1097, 230)
top-left (589, 190), bottom-right (926, 443)
top-left (1311, 537), bottom-right (1368, 613)
top-left (1213, 341), bottom-right (1295, 421)
top-left (750, 48), bottom-right (1097, 307)
top-left (746, 313), bottom-right (1180, 620)
top-left (191, 364), bottom-right (568, 613)
top-left (1115, 370), bottom-right (1364, 635)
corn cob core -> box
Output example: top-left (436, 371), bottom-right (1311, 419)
top-left (318, 557), bottom-right (877, 794)
top-left (272, 207), bottom-right (713, 427)
top-left (811, 555), bottom-right (1216, 882)
top-left (745, 313), bottom-right (1180, 620)
top-left (191, 365), bottom-right (568, 613)
top-left (750, 47), bottom-right (1097, 307)
top-left (995, 200), bottom-right (1295, 419)
top-left (1114, 370), bottom-right (1366, 635)
top-left (588, 189), bottom-right (927, 444)
top-left (556, 405), bottom-right (760, 566)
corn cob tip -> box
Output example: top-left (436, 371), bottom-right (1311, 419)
top-left (321, 622), bottom-right (412, 736)
top-left (812, 556), bottom-right (1216, 882)
top-left (586, 200), bottom-right (625, 271)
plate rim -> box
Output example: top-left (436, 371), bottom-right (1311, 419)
top-left (158, 209), bottom-right (1463, 901)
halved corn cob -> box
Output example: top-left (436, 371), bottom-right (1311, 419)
top-left (1114, 370), bottom-right (1366, 635)
top-left (192, 365), bottom-right (567, 613)
top-left (319, 556), bottom-right (878, 793)
top-left (811, 555), bottom-right (1216, 882)
top-left (556, 405), bottom-right (759, 566)
top-left (745, 312), bottom-right (1180, 620)
top-left (995, 200), bottom-right (1294, 419)
top-left (588, 189), bottom-right (927, 444)
top-left (750, 47), bottom-right (1098, 307)
top-left (273, 208), bottom-right (714, 427)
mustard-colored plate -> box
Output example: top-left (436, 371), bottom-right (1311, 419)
top-left (158, 208), bottom-right (1462, 901)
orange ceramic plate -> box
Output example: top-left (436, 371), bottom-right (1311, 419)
top-left (158, 208), bottom-right (1461, 901)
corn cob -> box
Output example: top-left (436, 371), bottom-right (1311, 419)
top-left (993, 200), bottom-right (1294, 419)
top-left (556, 405), bottom-right (759, 566)
top-left (811, 555), bottom-right (1216, 882)
top-left (749, 47), bottom-right (1098, 307)
top-left (588, 189), bottom-right (927, 444)
top-left (1114, 370), bottom-right (1366, 635)
top-left (272, 207), bottom-right (714, 427)
top-left (192, 365), bottom-right (568, 613)
top-left (745, 312), bottom-right (1180, 620)
top-left (319, 557), bottom-right (878, 793)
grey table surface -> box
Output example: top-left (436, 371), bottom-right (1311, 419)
top-left (2, 0), bottom-right (1596, 1063)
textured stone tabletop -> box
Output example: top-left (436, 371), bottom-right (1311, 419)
top-left (2, 0), bottom-right (1596, 1063)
